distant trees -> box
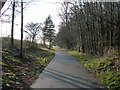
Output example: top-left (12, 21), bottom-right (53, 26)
top-left (25, 22), bottom-right (42, 42)
top-left (24, 15), bottom-right (56, 49)
top-left (56, 1), bottom-right (120, 57)
top-left (42, 15), bottom-right (55, 49)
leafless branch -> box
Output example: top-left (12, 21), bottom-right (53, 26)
top-left (0, 1), bottom-right (12, 17)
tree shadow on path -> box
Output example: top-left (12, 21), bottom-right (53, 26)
top-left (43, 68), bottom-right (106, 88)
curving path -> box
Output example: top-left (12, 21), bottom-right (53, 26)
top-left (31, 48), bottom-right (106, 88)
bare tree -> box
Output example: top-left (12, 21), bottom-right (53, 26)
top-left (25, 22), bottom-right (42, 42)
top-left (56, 1), bottom-right (120, 57)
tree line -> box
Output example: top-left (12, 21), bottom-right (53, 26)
top-left (55, 1), bottom-right (120, 57)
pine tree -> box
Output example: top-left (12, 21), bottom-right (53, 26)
top-left (42, 15), bottom-right (55, 49)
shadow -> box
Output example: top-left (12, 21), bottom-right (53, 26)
top-left (47, 68), bottom-right (104, 86)
top-left (2, 59), bottom-right (30, 89)
top-left (43, 72), bottom-right (82, 88)
top-left (44, 70), bottom-right (94, 88)
top-left (43, 68), bottom-right (106, 88)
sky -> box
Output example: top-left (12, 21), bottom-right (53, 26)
top-left (1, 0), bottom-right (64, 42)
top-left (2, 0), bottom-right (117, 42)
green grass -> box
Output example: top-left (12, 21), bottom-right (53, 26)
top-left (2, 37), bottom-right (55, 89)
top-left (60, 48), bottom-right (120, 88)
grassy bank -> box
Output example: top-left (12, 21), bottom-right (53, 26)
top-left (60, 48), bottom-right (120, 88)
top-left (1, 37), bottom-right (55, 89)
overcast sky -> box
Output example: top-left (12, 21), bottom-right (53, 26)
top-left (1, 0), bottom-right (64, 41)
top-left (2, 0), bottom-right (116, 41)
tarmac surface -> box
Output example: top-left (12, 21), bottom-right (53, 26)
top-left (31, 48), bottom-right (106, 88)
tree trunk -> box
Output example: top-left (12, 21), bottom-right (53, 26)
top-left (20, 0), bottom-right (23, 57)
top-left (11, 0), bottom-right (15, 46)
top-left (43, 39), bottom-right (46, 47)
top-left (49, 41), bottom-right (52, 49)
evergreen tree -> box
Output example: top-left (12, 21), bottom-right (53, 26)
top-left (42, 15), bottom-right (55, 49)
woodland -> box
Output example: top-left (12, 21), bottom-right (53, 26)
top-left (55, 1), bottom-right (120, 58)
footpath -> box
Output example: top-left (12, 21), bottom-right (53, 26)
top-left (31, 48), bottom-right (106, 88)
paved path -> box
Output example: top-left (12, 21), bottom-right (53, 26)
top-left (31, 48), bottom-right (105, 88)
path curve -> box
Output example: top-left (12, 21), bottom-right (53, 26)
top-left (31, 48), bottom-right (106, 88)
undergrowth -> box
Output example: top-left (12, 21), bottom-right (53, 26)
top-left (61, 48), bottom-right (120, 88)
top-left (1, 37), bottom-right (55, 89)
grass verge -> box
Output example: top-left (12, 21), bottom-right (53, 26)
top-left (1, 37), bottom-right (55, 89)
top-left (60, 48), bottom-right (120, 88)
